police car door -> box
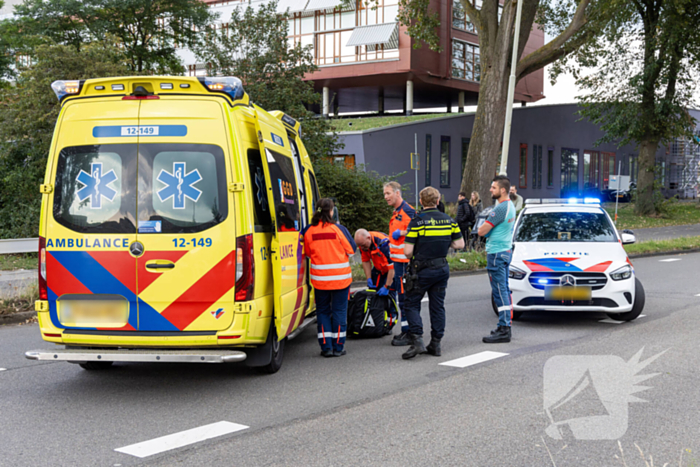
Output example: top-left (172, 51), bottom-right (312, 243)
top-left (133, 98), bottom-right (236, 332)
top-left (253, 107), bottom-right (307, 340)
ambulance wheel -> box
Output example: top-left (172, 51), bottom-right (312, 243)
top-left (491, 296), bottom-right (522, 321)
top-left (79, 361), bottom-right (113, 371)
top-left (258, 324), bottom-right (286, 374)
top-left (607, 278), bottom-right (645, 321)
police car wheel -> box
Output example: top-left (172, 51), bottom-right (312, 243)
top-left (79, 361), bottom-right (114, 371)
top-left (606, 278), bottom-right (645, 321)
top-left (491, 296), bottom-right (523, 320)
top-left (258, 323), bottom-right (286, 374)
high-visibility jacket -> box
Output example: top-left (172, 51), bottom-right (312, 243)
top-left (303, 222), bottom-right (356, 290)
top-left (389, 200), bottom-right (416, 263)
top-left (360, 231), bottom-right (394, 274)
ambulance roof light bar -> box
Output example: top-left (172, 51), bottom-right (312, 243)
top-left (201, 76), bottom-right (245, 101)
top-left (525, 198), bottom-right (601, 205)
top-left (51, 80), bottom-right (84, 102)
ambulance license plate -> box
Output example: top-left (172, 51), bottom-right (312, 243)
top-left (545, 286), bottom-right (592, 301)
top-left (59, 298), bottom-right (128, 327)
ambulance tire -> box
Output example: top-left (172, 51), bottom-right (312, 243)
top-left (79, 361), bottom-right (114, 371)
top-left (606, 278), bottom-right (645, 321)
top-left (491, 296), bottom-right (523, 321)
top-left (246, 322), bottom-right (286, 374)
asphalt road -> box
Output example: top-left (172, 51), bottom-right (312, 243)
top-left (1, 252), bottom-right (699, 467)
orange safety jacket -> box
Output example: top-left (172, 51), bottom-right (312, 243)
top-left (389, 201), bottom-right (416, 263)
top-left (303, 222), bottom-right (356, 290)
top-left (360, 231), bottom-right (394, 274)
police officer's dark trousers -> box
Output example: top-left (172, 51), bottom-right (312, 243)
top-left (403, 264), bottom-right (450, 340)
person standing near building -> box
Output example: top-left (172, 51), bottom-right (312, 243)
top-left (509, 186), bottom-right (524, 213)
top-left (383, 181), bottom-right (416, 346)
top-left (470, 191), bottom-right (483, 215)
top-left (303, 198), bottom-right (357, 357)
top-left (456, 192), bottom-right (475, 250)
top-left (354, 229), bottom-right (395, 298)
top-left (480, 176), bottom-right (517, 344)
top-left (401, 187), bottom-right (464, 359)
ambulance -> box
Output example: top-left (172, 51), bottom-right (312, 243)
top-left (25, 76), bottom-right (319, 374)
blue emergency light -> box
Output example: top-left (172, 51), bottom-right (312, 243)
top-left (51, 80), bottom-right (83, 102)
top-left (201, 76), bottom-right (245, 101)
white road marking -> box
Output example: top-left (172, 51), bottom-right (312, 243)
top-left (421, 297), bottom-right (429, 303)
top-left (659, 258), bottom-right (681, 262)
top-left (439, 351), bottom-right (508, 369)
top-left (599, 314), bottom-right (646, 324)
top-left (114, 421), bottom-right (248, 458)
top-left (695, 293), bottom-right (700, 297)
top-left (0, 368), bottom-right (6, 372)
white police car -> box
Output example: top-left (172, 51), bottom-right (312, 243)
top-left (502, 198), bottom-right (645, 321)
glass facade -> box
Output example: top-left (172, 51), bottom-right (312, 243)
top-left (452, 40), bottom-right (480, 82)
top-left (440, 136), bottom-right (451, 188)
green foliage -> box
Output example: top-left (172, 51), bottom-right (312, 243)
top-left (195, 2), bottom-right (341, 161)
top-left (9, 0), bottom-right (214, 73)
top-left (313, 159), bottom-right (396, 235)
top-left (0, 40), bottom-right (131, 239)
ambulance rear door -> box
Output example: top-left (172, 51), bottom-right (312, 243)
top-left (133, 98), bottom-right (236, 332)
top-left (253, 107), bottom-right (307, 340)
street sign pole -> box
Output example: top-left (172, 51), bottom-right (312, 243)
top-left (614, 160), bottom-right (622, 225)
top-left (414, 133), bottom-right (419, 207)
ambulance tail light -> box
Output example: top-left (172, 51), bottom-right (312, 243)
top-left (38, 237), bottom-right (47, 300)
top-left (235, 234), bottom-right (255, 301)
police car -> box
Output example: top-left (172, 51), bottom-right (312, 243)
top-left (503, 198), bottom-right (645, 321)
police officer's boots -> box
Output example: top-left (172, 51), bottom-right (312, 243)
top-left (426, 338), bottom-right (441, 356)
top-left (401, 334), bottom-right (427, 360)
top-left (391, 331), bottom-right (411, 346)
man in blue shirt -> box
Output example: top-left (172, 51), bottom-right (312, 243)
top-left (478, 175), bottom-right (516, 343)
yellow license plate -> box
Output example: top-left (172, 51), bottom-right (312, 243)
top-left (545, 286), bottom-right (592, 301)
top-left (59, 297), bottom-right (128, 327)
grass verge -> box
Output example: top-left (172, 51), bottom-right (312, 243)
top-left (604, 201), bottom-right (700, 230)
top-left (0, 253), bottom-right (37, 271)
top-left (623, 235), bottom-right (700, 256)
top-left (0, 282), bottom-right (38, 316)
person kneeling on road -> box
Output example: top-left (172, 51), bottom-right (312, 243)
top-left (303, 198), bottom-right (357, 357)
top-left (401, 187), bottom-right (465, 360)
top-left (479, 175), bottom-right (516, 344)
top-left (354, 229), bottom-right (395, 300)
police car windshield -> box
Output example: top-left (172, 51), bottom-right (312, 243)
top-left (515, 211), bottom-right (616, 243)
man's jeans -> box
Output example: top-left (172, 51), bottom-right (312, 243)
top-left (487, 250), bottom-right (512, 327)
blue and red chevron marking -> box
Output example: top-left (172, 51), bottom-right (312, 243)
top-left (522, 257), bottom-right (612, 273)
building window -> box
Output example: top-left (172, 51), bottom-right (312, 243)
top-left (519, 144), bottom-right (527, 188)
top-left (602, 152), bottom-right (616, 189)
top-left (628, 154), bottom-right (638, 183)
top-left (561, 148), bottom-right (579, 197)
top-left (425, 134), bottom-right (432, 187)
top-left (532, 144), bottom-right (542, 189)
top-left (547, 147), bottom-right (554, 187)
top-left (452, 40), bottom-right (480, 82)
top-left (583, 150), bottom-right (601, 191)
top-left (440, 136), bottom-right (451, 188)
top-left (452, 0), bottom-right (477, 33)
top-left (461, 138), bottom-right (470, 176)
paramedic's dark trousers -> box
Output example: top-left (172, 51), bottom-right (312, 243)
top-left (403, 264), bottom-right (450, 340)
top-left (487, 250), bottom-right (512, 327)
top-left (315, 287), bottom-right (349, 353)
top-left (394, 262), bottom-right (409, 333)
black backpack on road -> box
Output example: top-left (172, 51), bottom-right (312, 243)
top-left (347, 289), bottom-right (398, 339)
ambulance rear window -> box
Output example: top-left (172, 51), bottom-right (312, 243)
top-left (53, 144), bottom-right (137, 233)
top-left (137, 143), bottom-right (228, 233)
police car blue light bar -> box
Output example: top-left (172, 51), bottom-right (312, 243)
top-left (525, 198), bottom-right (601, 205)
top-left (51, 80), bottom-right (83, 101)
top-left (202, 76), bottom-right (245, 101)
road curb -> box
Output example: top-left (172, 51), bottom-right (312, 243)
top-left (627, 247), bottom-right (700, 259)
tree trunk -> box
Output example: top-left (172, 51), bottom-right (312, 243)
top-left (459, 63), bottom-right (509, 206)
top-left (634, 138), bottom-right (660, 216)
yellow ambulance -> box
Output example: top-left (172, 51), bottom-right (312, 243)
top-left (25, 76), bottom-right (319, 373)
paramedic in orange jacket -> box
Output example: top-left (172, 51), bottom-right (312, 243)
top-left (303, 198), bottom-right (357, 357)
top-left (383, 181), bottom-right (416, 346)
top-left (354, 229), bottom-right (395, 296)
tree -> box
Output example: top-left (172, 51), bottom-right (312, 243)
top-left (562, 0), bottom-right (700, 215)
top-left (10, 0), bottom-right (214, 73)
top-left (396, 0), bottom-right (612, 204)
top-left (195, 1), bottom-right (341, 161)
top-left (0, 40), bottom-right (131, 238)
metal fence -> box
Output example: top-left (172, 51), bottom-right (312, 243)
top-left (0, 238), bottom-right (38, 254)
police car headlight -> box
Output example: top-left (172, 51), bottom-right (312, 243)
top-left (610, 265), bottom-right (633, 281)
top-left (509, 266), bottom-right (526, 280)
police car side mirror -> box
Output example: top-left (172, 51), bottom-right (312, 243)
top-left (621, 233), bottom-right (636, 245)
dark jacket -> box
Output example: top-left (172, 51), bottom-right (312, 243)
top-left (437, 200), bottom-right (445, 213)
top-left (456, 199), bottom-right (475, 228)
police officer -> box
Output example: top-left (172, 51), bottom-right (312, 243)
top-left (401, 187), bottom-right (464, 359)
top-left (354, 229), bottom-right (395, 298)
top-left (303, 198), bottom-right (357, 357)
top-left (383, 181), bottom-right (416, 346)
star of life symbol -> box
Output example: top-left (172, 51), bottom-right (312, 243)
top-left (157, 162), bottom-right (202, 209)
top-left (76, 162), bottom-right (118, 209)
top-left (254, 167), bottom-right (268, 212)
top-left (543, 347), bottom-right (665, 440)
